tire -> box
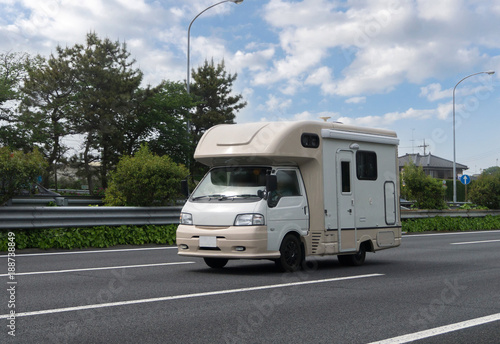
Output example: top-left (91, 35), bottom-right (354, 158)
top-left (203, 257), bottom-right (228, 269)
top-left (275, 234), bottom-right (303, 272)
top-left (338, 243), bottom-right (366, 266)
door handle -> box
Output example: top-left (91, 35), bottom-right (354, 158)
top-left (347, 209), bottom-right (352, 214)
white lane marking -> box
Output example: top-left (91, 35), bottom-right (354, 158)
top-left (0, 273), bottom-right (383, 319)
top-left (404, 230), bottom-right (500, 238)
top-left (0, 261), bottom-right (195, 277)
top-left (368, 313), bottom-right (500, 344)
top-left (0, 246), bottom-right (176, 258)
top-left (451, 239), bottom-right (500, 245)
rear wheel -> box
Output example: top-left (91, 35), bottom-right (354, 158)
top-left (275, 234), bottom-right (303, 272)
top-left (338, 243), bottom-right (366, 266)
top-left (204, 258), bottom-right (228, 269)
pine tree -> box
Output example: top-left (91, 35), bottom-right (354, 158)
top-left (189, 59), bottom-right (246, 142)
top-left (64, 32), bottom-right (143, 191)
top-left (189, 59), bottom-right (246, 178)
top-left (20, 52), bottom-right (76, 187)
top-left (0, 52), bottom-right (44, 149)
top-left (145, 80), bottom-right (195, 167)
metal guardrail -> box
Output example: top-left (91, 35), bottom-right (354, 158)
top-left (0, 207), bottom-right (498, 230)
top-left (401, 209), bottom-right (500, 219)
top-left (6, 196), bottom-right (103, 207)
top-left (0, 206), bottom-right (183, 230)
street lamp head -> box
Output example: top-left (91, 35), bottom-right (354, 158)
top-left (232, 0), bottom-right (244, 3)
top-left (486, 71), bottom-right (495, 75)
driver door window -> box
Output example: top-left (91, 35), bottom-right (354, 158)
top-left (269, 170), bottom-right (301, 207)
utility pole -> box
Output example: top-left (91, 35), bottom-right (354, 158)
top-left (418, 139), bottom-right (429, 155)
top-left (411, 128), bottom-right (415, 154)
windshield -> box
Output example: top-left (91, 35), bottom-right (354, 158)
top-left (191, 167), bottom-right (270, 201)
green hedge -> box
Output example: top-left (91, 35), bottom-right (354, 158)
top-left (2, 217), bottom-right (499, 251)
top-left (403, 215), bottom-right (500, 233)
top-left (0, 224), bottom-right (177, 251)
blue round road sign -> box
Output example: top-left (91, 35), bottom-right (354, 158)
top-left (460, 175), bottom-right (471, 185)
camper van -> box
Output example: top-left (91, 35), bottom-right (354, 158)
top-left (176, 121), bottom-right (401, 271)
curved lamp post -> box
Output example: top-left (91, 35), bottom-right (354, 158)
top-left (187, 0), bottom-right (244, 96)
top-left (452, 70), bottom-right (495, 203)
top-left (185, 0), bottom-right (243, 193)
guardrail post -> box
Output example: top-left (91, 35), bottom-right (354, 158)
top-left (55, 197), bottom-right (68, 206)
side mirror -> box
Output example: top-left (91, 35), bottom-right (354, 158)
top-left (266, 175), bottom-right (277, 192)
top-left (257, 189), bottom-right (266, 199)
top-left (266, 175), bottom-right (278, 208)
top-left (181, 180), bottom-right (189, 197)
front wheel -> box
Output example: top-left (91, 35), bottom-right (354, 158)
top-left (275, 234), bottom-right (303, 272)
top-left (338, 243), bottom-right (366, 266)
top-left (204, 257), bottom-right (228, 269)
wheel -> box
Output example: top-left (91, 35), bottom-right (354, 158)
top-left (203, 257), bottom-right (228, 269)
top-left (338, 243), bottom-right (366, 266)
top-left (275, 234), bottom-right (303, 272)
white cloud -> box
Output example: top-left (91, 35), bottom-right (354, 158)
top-left (338, 105), bottom-right (448, 129)
top-left (345, 96), bottom-right (366, 104)
top-left (259, 95), bottom-right (292, 113)
top-left (234, 47), bottom-right (275, 72)
top-left (257, 0), bottom-right (500, 99)
top-left (420, 83), bottom-right (449, 102)
top-left (293, 111), bottom-right (315, 121)
top-left (415, 0), bottom-right (463, 21)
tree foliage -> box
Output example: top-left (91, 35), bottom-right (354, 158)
top-left (1, 40), bottom-right (247, 194)
top-left (189, 59), bottom-right (246, 178)
top-left (469, 167), bottom-right (500, 209)
top-left (104, 145), bottom-right (188, 206)
top-left (190, 59), bottom-right (246, 141)
top-left (20, 51), bottom-right (76, 186)
top-left (143, 81), bottom-right (195, 166)
top-left (0, 147), bottom-right (47, 205)
top-left (0, 51), bottom-right (27, 118)
top-left (63, 32), bottom-right (143, 190)
top-left (0, 51), bottom-right (44, 149)
top-left (401, 161), bottom-right (447, 209)
top-left (481, 166), bottom-right (500, 176)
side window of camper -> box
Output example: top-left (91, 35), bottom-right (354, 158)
top-left (356, 151), bottom-right (377, 180)
top-left (341, 161), bottom-right (351, 193)
top-left (269, 170), bottom-right (301, 206)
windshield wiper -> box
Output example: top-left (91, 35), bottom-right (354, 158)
top-left (192, 194), bottom-right (236, 201)
top-left (232, 194), bottom-right (258, 199)
top-left (192, 194), bottom-right (259, 201)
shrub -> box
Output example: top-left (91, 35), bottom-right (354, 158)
top-left (400, 161), bottom-right (446, 209)
top-left (469, 168), bottom-right (500, 209)
top-left (0, 147), bottom-right (47, 205)
top-left (403, 215), bottom-right (500, 233)
top-left (0, 224), bottom-right (177, 251)
top-left (104, 145), bottom-right (188, 206)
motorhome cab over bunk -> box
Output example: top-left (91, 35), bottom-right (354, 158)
top-left (177, 121), bottom-right (401, 271)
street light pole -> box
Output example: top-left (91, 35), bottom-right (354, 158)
top-left (187, 0), bottom-right (244, 96)
top-left (452, 70), bottom-right (495, 204)
top-left (185, 0), bottom-right (243, 193)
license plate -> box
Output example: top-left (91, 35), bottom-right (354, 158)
top-left (199, 236), bottom-right (217, 248)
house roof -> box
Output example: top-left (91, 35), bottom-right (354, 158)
top-left (398, 153), bottom-right (468, 170)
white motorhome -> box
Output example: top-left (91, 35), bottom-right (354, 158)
top-left (177, 121), bottom-right (401, 271)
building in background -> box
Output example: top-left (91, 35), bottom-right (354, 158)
top-left (398, 153), bottom-right (468, 179)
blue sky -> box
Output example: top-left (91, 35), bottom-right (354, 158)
top-left (1, 0), bottom-right (500, 174)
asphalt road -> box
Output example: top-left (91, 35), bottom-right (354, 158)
top-left (1, 230), bottom-right (499, 343)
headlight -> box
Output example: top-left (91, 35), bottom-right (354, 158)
top-left (234, 214), bottom-right (265, 226)
top-left (180, 212), bottom-right (193, 225)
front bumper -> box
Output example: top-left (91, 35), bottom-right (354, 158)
top-left (176, 224), bottom-right (280, 259)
